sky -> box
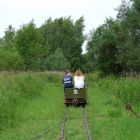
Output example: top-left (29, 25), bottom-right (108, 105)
top-left (0, 0), bottom-right (122, 52)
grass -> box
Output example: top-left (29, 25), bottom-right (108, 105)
top-left (87, 76), bottom-right (140, 140)
top-left (0, 72), bottom-right (140, 140)
top-left (0, 75), bottom-right (64, 140)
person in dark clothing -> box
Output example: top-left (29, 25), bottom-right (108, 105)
top-left (63, 70), bottom-right (74, 89)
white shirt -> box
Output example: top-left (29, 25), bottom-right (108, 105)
top-left (74, 76), bottom-right (85, 88)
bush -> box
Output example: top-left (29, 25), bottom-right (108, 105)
top-left (42, 48), bottom-right (71, 71)
top-left (0, 47), bottom-right (24, 71)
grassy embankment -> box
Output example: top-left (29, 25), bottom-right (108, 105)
top-left (0, 72), bottom-right (140, 140)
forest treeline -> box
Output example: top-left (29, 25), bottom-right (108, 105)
top-left (0, 0), bottom-right (139, 75)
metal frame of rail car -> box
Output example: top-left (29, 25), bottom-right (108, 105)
top-left (64, 88), bottom-right (87, 107)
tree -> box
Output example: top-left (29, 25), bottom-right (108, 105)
top-left (39, 17), bottom-right (85, 71)
top-left (0, 25), bottom-right (24, 70)
top-left (0, 47), bottom-right (23, 70)
top-left (42, 48), bottom-right (70, 71)
top-left (87, 18), bottom-right (121, 75)
top-left (87, 0), bottom-right (140, 75)
top-left (2, 25), bottom-right (15, 48)
top-left (0, 38), bottom-right (3, 47)
top-left (0, 17), bottom-right (85, 71)
top-left (15, 20), bottom-right (47, 71)
top-left (116, 0), bottom-right (140, 72)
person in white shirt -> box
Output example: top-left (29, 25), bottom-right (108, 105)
top-left (74, 69), bottom-right (85, 88)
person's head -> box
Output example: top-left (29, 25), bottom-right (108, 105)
top-left (75, 69), bottom-right (83, 76)
top-left (65, 70), bottom-right (71, 75)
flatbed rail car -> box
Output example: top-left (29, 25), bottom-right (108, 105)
top-left (64, 88), bottom-right (87, 107)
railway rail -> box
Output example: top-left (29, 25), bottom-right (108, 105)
top-left (57, 107), bottom-right (92, 140)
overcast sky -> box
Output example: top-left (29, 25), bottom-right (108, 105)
top-left (0, 0), bottom-right (122, 38)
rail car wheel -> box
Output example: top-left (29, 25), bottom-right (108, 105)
top-left (66, 104), bottom-right (69, 107)
top-left (82, 104), bottom-right (85, 108)
top-left (72, 98), bottom-right (78, 106)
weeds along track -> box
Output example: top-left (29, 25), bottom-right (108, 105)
top-left (57, 107), bottom-right (92, 140)
top-left (29, 129), bottom-right (51, 140)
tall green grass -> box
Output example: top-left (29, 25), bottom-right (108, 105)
top-left (86, 73), bottom-right (140, 140)
top-left (116, 78), bottom-right (140, 104)
top-left (0, 71), bottom-right (140, 140)
top-left (87, 74), bottom-right (140, 105)
top-left (0, 71), bottom-right (65, 140)
top-left (0, 72), bottom-right (53, 130)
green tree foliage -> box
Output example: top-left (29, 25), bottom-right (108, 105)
top-left (2, 25), bottom-right (15, 48)
top-left (0, 25), bottom-right (24, 70)
top-left (116, 0), bottom-right (140, 72)
top-left (15, 20), bottom-right (47, 71)
top-left (0, 17), bottom-right (85, 72)
top-left (42, 48), bottom-right (70, 71)
top-left (0, 47), bottom-right (23, 70)
top-left (87, 18), bottom-right (121, 74)
top-left (39, 17), bottom-right (85, 71)
top-left (87, 0), bottom-right (140, 75)
top-left (0, 38), bottom-right (3, 47)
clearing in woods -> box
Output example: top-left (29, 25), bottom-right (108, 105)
top-left (0, 72), bottom-right (140, 140)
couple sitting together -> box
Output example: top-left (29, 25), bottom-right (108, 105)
top-left (63, 69), bottom-right (85, 89)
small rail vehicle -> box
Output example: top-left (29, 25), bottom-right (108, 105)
top-left (64, 88), bottom-right (87, 107)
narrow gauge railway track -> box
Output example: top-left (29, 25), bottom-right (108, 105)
top-left (58, 108), bottom-right (68, 140)
top-left (57, 107), bottom-right (92, 140)
top-left (83, 108), bottom-right (92, 140)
